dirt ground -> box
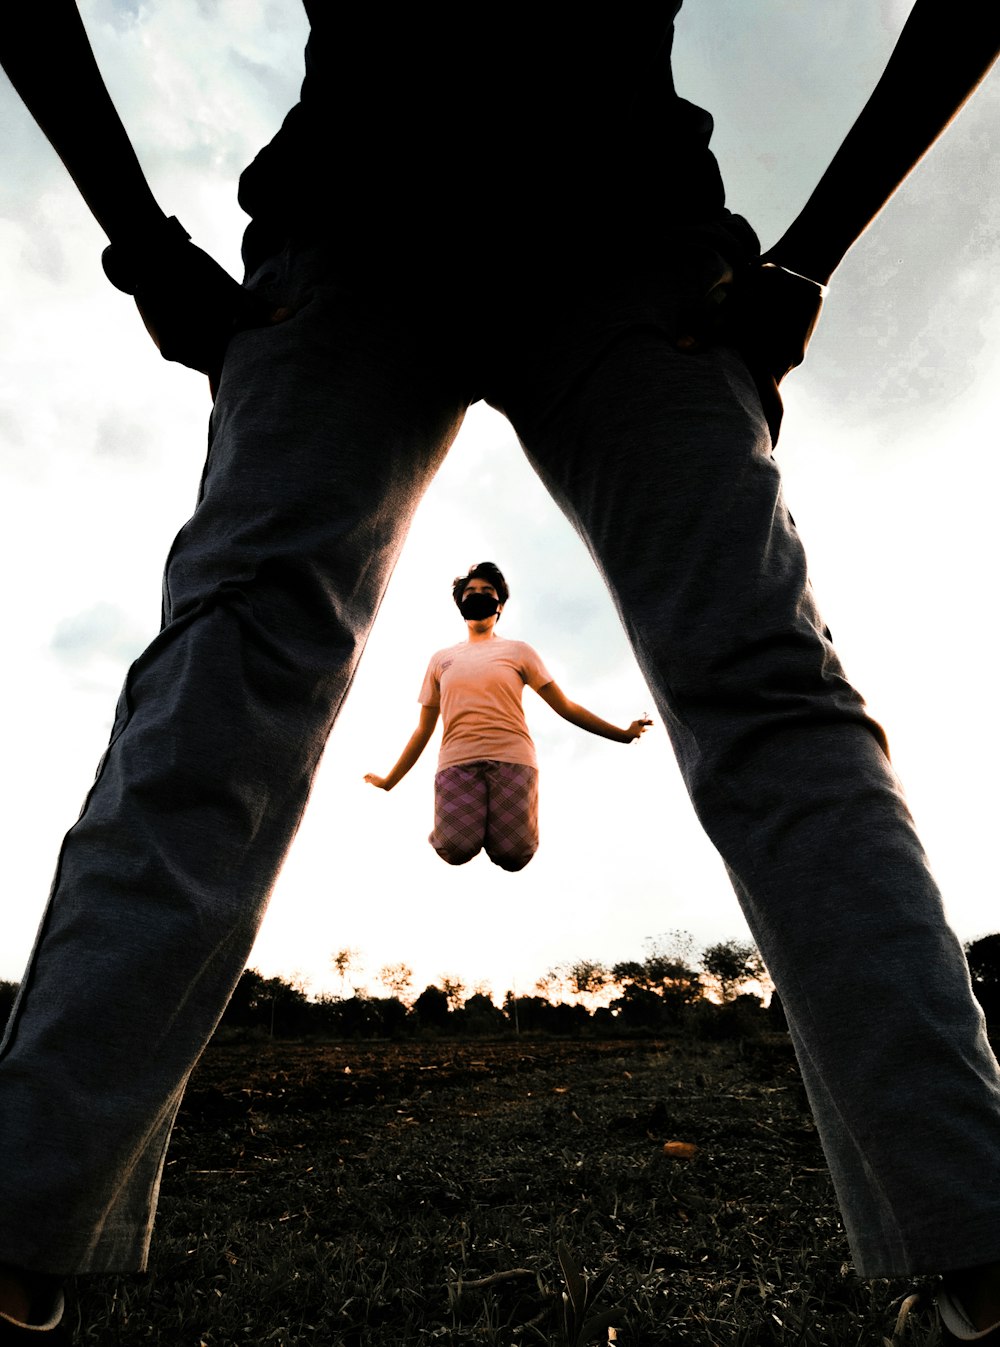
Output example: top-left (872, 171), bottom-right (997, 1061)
top-left (69, 1034), bottom-right (939, 1345)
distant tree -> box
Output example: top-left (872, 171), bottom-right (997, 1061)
top-left (966, 934), bottom-right (1000, 1023)
top-left (414, 984), bottom-right (451, 1028)
top-left (370, 995), bottom-right (409, 1037)
top-left (439, 975), bottom-right (465, 1010)
top-left (537, 959), bottom-right (615, 1014)
top-left (767, 987), bottom-right (789, 1032)
top-left (535, 970), bottom-right (558, 1000)
top-left (611, 957), bottom-right (698, 999)
top-left (274, 973), bottom-right (313, 1034)
top-left (461, 992), bottom-right (507, 1036)
top-left (701, 939), bottom-right (766, 1004)
top-left (648, 929), bottom-right (697, 966)
top-left (503, 990), bottom-right (523, 1033)
top-left (544, 1001), bottom-right (591, 1036)
top-left (605, 933), bottom-right (704, 1028)
top-left (611, 939), bottom-right (703, 1020)
top-left (221, 968), bottom-right (312, 1036)
top-left (687, 990), bottom-right (767, 1041)
top-left (379, 963), bottom-right (414, 1003)
top-left (565, 959), bottom-right (609, 997)
top-left (223, 968), bottom-right (270, 1028)
top-left (221, 975), bottom-right (307, 1034)
top-left (504, 993), bottom-right (552, 1033)
top-left (317, 993), bottom-right (382, 1038)
top-left (331, 947), bottom-right (359, 995)
top-left (610, 983), bottom-right (669, 1030)
top-left (502, 993), bottom-right (590, 1036)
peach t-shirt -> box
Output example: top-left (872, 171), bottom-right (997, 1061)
top-left (419, 638), bottom-right (552, 771)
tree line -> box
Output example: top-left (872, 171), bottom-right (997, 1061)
top-left (4, 932), bottom-right (1000, 1042)
top-left (257, 931), bottom-right (776, 1039)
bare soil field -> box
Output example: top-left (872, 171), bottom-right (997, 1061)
top-left (68, 1035), bottom-right (940, 1346)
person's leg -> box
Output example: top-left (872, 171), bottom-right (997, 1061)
top-left (940, 1269), bottom-right (1000, 1340)
top-left (483, 763), bottom-right (539, 871)
top-left (490, 281), bottom-right (1000, 1281)
top-left (0, 246), bottom-right (470, 1278)
top-left (0, 1265), bottom-right (64, 1334)
top-left (429, 763), bottom-right (489, 865)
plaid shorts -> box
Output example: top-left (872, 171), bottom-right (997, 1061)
top-left (429, 760), bottom-right (539, 871)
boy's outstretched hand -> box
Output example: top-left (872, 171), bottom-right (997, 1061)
top-left (625, 717), bottom-right (654, 742)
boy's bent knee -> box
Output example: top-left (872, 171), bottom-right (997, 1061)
top-left (433, 840), bottom-right (482, 866)
top-left (488, 843), bottom-right (538, 872)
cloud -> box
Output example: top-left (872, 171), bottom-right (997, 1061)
top-left (94, 409), bottom-right (154, 462)
top-left (85, 0), bottom-right (142, 28)
top-left (675, 0), bottom-right (894, 243)
top-left (227, 44), bottom-right (305, 117)
top-left (50, 601), bottom-right (148, 669)
top-left (674, 2), bottom-right (1000, 446)
top-left (0, 405), bottom-right (23, 451)
top-left (0, 91), bottom-right (67, 218)
top-left (796, 119), bottom-right (1000, 439)
top-left (19, 207), bottom-right (70, 285)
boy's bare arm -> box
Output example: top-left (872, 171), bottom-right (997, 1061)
top-left (365, 706), bottom-right (441, 791)
top-left (536, 682), bottom-right (651, 745)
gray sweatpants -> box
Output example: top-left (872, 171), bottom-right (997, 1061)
top-left (1, 244), bottom-right (999, 1278)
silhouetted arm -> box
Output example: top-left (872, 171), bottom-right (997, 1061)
top-left (732, 0), bottom-right (1000, 395)
top-left (0, 1), bottom-right (167, 241)
top-left (0, 1), bottom-right (269, 382)
top-left (769, 0), bottom-right (1000, 285)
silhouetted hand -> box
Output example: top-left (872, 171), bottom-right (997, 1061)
top-left (102, 216), bottom-right (279, 393)
top-left (364, 773), bottom-right (390, 790)
top-left (700, 257), bottom-right (826, 443)
top-left (722, 258), bottom-right (826, 388)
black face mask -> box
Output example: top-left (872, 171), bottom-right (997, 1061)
top-left (460, 593), bottom-right (500, 621)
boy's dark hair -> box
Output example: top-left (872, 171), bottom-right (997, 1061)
top-left (452, 561), bottom-right (509, 610)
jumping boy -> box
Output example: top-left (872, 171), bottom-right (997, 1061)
top-left (365, 561), bottom-right (650, 869)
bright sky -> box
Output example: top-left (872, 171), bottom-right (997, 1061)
top-left (1, 1), bottom-right (998, 1005)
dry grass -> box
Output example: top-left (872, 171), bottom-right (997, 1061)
top-left (66, 1036), bottom-right (943, 1346)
